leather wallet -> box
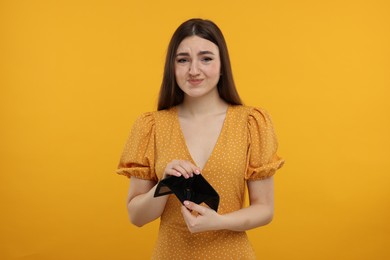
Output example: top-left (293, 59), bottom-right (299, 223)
top-left (154, 174), bottom-right (219, 212)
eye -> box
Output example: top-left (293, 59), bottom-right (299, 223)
top-left (201, 57), bottom-right (213, 63)
top-left (176, 58), bottom-right (189, 63)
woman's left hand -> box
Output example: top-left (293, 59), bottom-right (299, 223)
top-left (181, 201), bottom-right (222, 233)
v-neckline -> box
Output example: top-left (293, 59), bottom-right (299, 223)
top-left (174, 105), bottom-right (230, 171)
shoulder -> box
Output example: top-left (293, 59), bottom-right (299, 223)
top-left (229, 105), bottom-right (272, 122)
top-left (152, 107), bottom-right (177, 124)
top-left (133, 107), bottom-right (176, 127)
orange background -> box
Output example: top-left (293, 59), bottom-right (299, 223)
top-left (1, 0), bottom-right (389, 259)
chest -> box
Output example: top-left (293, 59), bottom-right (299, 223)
top-left (154, 108), bottom-right (249, 181)
top-left (179, 115), bottom-right (226, 170)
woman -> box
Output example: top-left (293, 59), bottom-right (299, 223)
top-left (117, 18), bottom-right (284, 259)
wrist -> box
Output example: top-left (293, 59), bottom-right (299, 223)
top-left (216, 213), bottom-right (228, 231)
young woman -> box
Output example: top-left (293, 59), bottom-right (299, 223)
top-left (117, 18), bottom-right (284, 259)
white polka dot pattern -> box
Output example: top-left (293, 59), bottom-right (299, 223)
top-left (116, 105), bottom-right (284, 259)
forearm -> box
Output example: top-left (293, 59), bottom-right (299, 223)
top-left (218, 204), bottom-right (274, 232)
top-left (181, 178), bottom-right (274, 233)
top-left (127, 184), bottom-right (169, 227)
top-left (127, 160), bottom-right (200, 227)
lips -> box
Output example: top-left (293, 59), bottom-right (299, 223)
top-left (188, 79), bottom-right (204, 86)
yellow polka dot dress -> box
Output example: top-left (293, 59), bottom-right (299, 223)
top-left (117, 105), bottom-right (284, 259)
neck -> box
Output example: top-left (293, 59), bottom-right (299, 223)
top-left (178, 89), bottom-right (228, 118)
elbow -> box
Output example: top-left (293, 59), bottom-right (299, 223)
top-left (263, 207), bottom-right (274, 226)
top-left (129, 216), bottom-right (145, 227)
top-left (264, 211), bottom-right (274, 225)
top-left (127, 205), bottom-right (146, 227)
top-left (128, 210), bottom-right (148, 227)
top-left (254, 204), bottom-right (274, 227)
top-left (128, 209), bottom-right (147, 227)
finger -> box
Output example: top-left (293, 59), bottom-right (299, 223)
top-left (194, 168), bottom-right (201, 175)
top-left (164, 168), bottom-right (181, 178)
top-left (165, 160), bottom-right (200, 178)
top-left (183, 201), bottom-right (207, 215)
top-left (164, 162), bottom-right (178, 177)
top-left (170, 160), bottom-right (200, 175)
top-left (186, 161), bottom-right (202, 176)
top-left (181, 160), bottom-right (201, 175)
top-left (181, 205), bottom-right (198, 229)
top-left (181, 205), bottom-right (192, 218)
top-left (178, 161), bottom-right (197, 177)
top-left (180, 160), bottom-right (202, 176)
top-left (172, 164), bottom-right (191, 178)
top-left (193, 167), bottom-right (201, 175)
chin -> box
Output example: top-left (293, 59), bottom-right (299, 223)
top-left (184, 90), bottom-right (211, 98)
top-left (182, 87), bottom-right (217, 99)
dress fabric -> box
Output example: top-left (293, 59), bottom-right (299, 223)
top-left (117, 105), bottom-right (284, 259)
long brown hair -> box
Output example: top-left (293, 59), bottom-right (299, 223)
top-left (157, 18), bottom-right (242, 110)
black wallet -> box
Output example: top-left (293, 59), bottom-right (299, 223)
top-left (154, 174), bottom-right (219, 212)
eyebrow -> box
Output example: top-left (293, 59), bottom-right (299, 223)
top-left (176, 50), bottom-right (215, 57)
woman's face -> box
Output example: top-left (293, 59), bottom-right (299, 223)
top-left (174, 36), bottom-right (221, 99)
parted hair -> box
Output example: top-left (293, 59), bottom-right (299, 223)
top-left (157, 18), bottom-right (242, 110)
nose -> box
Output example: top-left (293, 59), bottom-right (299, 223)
top-left (189, 61), bottom-right (200, 76)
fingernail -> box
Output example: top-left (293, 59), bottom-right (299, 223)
top-left (195, 169), bottom-right (200, 174)
top-left (184, 201), bottom-right (189, 206)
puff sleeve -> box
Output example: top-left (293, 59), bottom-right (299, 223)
top-left (116, 113), bottom-right (158, 181)
top-left (246, 107), bottom-right (284, 180)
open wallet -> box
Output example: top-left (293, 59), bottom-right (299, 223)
top-left (153, 174), bottom-right (220, 212)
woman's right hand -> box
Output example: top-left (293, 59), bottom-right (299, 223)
top-left (163, 160), bottom-right (201, 179)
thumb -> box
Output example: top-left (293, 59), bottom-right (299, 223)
top-left (183, 201), bottom-right (206, 215)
